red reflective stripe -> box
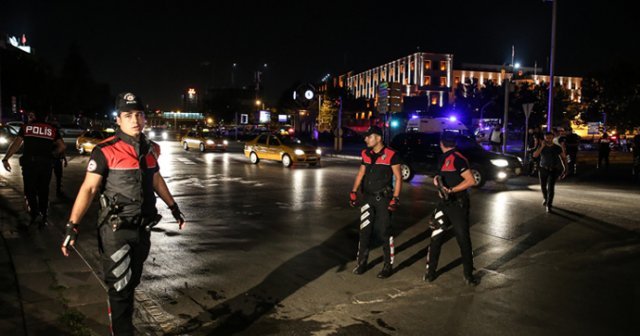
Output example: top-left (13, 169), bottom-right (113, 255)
top-left (100, 139), bottom-right (158, 169)
top-left (440, 154), bottom-right (457, 172)
top-left (361, 150), bottom-right (372, 164)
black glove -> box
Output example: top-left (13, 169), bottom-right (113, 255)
top-left (61, 222), bottom-right (78, 256)
top-left (169, 203), bottom-right (185, 229)
top-left (388, 197), bottom-right (400, 212)
top-left (349, 191), bottom-right (358, 207)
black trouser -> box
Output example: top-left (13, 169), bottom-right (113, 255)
top-left (598, 151), bottom-right (609, 170)
top-left (539, 168), bottom-right (559, 206)
top-left (427, 195), bottom-right (473, 277)
top-left (99, 223), bottom-right (151, 336)
top-left (357, 194), bottom-right (394, 266)
top-left (53, 159), bottom-right (63, 191)
top-left (566, 150), bottom-right (578, 174)
top-left (20, 159), bottom-right (53, 219)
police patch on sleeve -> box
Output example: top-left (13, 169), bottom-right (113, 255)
top-left (87, 159), bottom-right (97, 172)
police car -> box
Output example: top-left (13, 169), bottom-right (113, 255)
top-left (391, 132), bottom-right (522, 187)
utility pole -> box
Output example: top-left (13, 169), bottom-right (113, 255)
top-left (502, 75), bottom-right (510, 154)
top-left (546, 0), bottom-right (558, 132)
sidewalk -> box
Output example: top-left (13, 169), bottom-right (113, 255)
top-left (0, 172), bottom-right (110, 336)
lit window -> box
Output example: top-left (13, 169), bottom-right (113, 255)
top-left (431, 96), bottom-right (438, 105)
top-left (440, 77), bottom-right (447, 87)
top-left (424, 76), bottom-right (431, 85)
top-left (425, 61), bottom-right (431, 70)
top-left (410, 62), bottom-right (415, 71)
top-left (440, 61), bottom-right (447, 71)
top-left (454, 77), bottom-right (460, 85)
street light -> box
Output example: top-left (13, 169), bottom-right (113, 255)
top-left (546, 0), bottom-right (558, 132)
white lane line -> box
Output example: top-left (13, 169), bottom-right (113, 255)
top-left (175, 158), bottom-right (196, 165)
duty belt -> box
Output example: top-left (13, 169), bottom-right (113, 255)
top-left (364, 187), bottom-right (392, 201)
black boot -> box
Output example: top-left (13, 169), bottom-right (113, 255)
top-left (423, 270), bottom-right (437, 282)
top-left (352, 259), bottom-right (368, 275)
top-left (377, 263), bottom-right (393, 279)
top-left (464, 274), bottom-right (478, 286)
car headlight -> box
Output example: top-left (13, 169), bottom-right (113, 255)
top-left (497, 172), bottom-right (508, 180)
top-left (315, 149), bottom-right (322, 155)
top-left (206, 140), bottom-right (214, 145)
top-left (162, 132), bottom-right (168, 139)
top-left (491, 159), bottom-right (509, 167)
top-left (223, 140), bottom-right (229, 145)
top-left (149, 131), bottom-right (156, 137)
top-left (294, 149), bottom-right (305, 156)
top-left (0, 137), bottom-right (7, 144)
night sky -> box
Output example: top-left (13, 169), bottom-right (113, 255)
top-left (2, 0), bottom-right (636, 110)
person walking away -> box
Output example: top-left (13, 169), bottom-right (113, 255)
top-left (565, 128), bottom-right (580, 176)
top-left (2, 110), bottom-right (66, 227)
top-left (598, 133), bottom-right (611, 171)
top-left (60, 92), bottom-right (186, 335)
top-left (349, 126), bottom-right (402, 279)
top-left (533, 132), bottom-right (567, 213)
top-left (424, 132), bottom-right (478, 286)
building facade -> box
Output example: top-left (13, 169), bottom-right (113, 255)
top-left (344, 52), bottom-right (454, 108)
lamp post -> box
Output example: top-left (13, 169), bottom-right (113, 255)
top-left (546, 0), bottom-right (558, 132)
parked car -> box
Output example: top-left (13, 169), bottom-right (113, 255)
top-left (76, 130), bottom-right (114, 154)
top-left (244, 134), bottom-right (321, 167)
top-left (391, 132), bottom-right (522, 187)
top-left (181, 129), bottom-right (228, 152)
top-left (0, 125), bottom-right (19, 150)
top-left (5, 121), bottom-right (24, 134)
top-left (60, 124), bottom-right (86, 138)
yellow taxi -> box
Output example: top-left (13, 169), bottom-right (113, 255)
top-left (244, 134), bottom-right (321, 167)
top-left (76, 129), bottom-right (114, 154)
top-left (181, 129), bottom-right (228, 152)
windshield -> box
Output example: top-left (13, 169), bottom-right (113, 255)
top-left (456, 135), bottom-right (482, 150)
top-left (279, 136), bottom-right (309, 146)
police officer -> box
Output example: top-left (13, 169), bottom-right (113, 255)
top-left (598, 132), bottom-right (611, 171)
top-left (50, 118), bottom-right (68, 196)
top-left (60, 92), bottom-right (186, 336)
top-left (533, 132), bottom-right (567, 213)
top-left (564, 128), bottom-right (580, 176)
top-left (424, 132), bottom-right (478, 286)
top-left (350, 126), bottom-right (402, 279)
top-left (2, 111), bottom-right (66, 227)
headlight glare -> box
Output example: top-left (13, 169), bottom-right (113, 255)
top-left (491, 159), bottom-right (509, 167)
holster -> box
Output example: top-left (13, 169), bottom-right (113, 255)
top-left (365, 186), bottom-right (392, 201)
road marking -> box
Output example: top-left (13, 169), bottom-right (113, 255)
top-left (176, 158), bottom-right (196, 165)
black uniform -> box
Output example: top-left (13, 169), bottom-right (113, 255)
top-left (598, 136), bottom-right (611, 170)
top-left (538, 144), bottom-right (564, 209)
top-left (565, 133), bottom-right (580, 175)
top-left (427, 149), bottom-right (474, 279)
top-left (356, 147), bottom-right (400, 269)
top-left (88, 129), bottom-right (160, 335)
top-left (18, 121), bottom-right (61, 222)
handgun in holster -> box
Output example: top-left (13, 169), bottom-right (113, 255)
top-left (143, 214), bottom-right (163, 232)
top-left (435, 176), bottom-right (449, 201)
top-left (98, 194), bottom-right (123, 232)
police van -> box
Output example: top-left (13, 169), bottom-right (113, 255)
top-left (406, 117), bottom-right (468, 134)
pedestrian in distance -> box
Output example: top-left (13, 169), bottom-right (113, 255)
top-left (349, 126), bottom-right (402, 279)
top-left (533, 132), bottom-right (568, 213)
top-left (2, 110), bottom-right (66, 228)
top-left (424, 132), bottom-right (478, 286)
top-left (489, 124), bottom-right (503, 152)
top-left (60, 92), bottom-right (186, 336)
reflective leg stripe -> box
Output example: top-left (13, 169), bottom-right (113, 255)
top-left (113, 268), bottom-right (132, 292)
top-left (360, 204), bottom-right (370, 213)
top-left (389, 236), bottom-right (395, 265)
top-left (360, 219), bottom-right (370, 230)
top-left (111, 255), bottom-right (131, 278)
top-left (110, 244), bottom-right (131, 263)
top-left (432, 228), bottom-right (444, 237)
top-left (360, 211), bottom-right (370, 221)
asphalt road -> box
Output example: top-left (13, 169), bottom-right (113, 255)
top-left (4, 139), bottom-right (640, 335)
